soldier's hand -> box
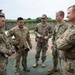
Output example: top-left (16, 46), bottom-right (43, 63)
top-left (30, 46), bottom-right (32, 49)
top-left (8, 50), bottom-right (12, 56)
top-left (51, 45), bottom-right (54, 50)
top-left (44, 36), bottom-right (48, 40)
top-left (61, 36), bottom-right (66, 39)
top-left (15, 40), bottom-right (20, 45)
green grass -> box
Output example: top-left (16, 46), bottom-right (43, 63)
top-left (29, 30), bottom-right (34, 34)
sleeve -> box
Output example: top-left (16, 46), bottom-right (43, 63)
top-left (56, 29), bottom-right (74, 50)
top-left (0, 33), bottom-right (10, 54)
top-left (7, 29), bottom-right (15, 45)
top-left (27, 29), bottom-right (32, 49)
top-left (0, 34), bottom-right (4, 40)
top-left (52, 27), bottom-right (56, 45)
top-left (67, 33), bottom-right (75, 44)
top-left (47, 25), bottom-right (53, 38)
top-left (34, 24), bottom-right (39, 37)
top-left (0, 46), bottom-right (9, 54)
top-left (56, 37), bottom-right (72, 51)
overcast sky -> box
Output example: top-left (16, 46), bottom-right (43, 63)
top-left (0, 0), bottom-right (75, 19)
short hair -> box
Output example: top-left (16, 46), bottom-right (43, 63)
top-left (42, 14), bottom-right (47, 18)
top-left (0, 15), bottom-right (5, 18)
top-left (17, 17), bottom-right (24, 21)
top-left (68, 5), bottom-right (75, 12)
top-left (58, 11), bottom-right (64, 18)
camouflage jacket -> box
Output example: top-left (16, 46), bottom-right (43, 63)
top-left (52, 21), bottom-right (70, 45)
top-left (0, 28), bottom-right (10, 54)
top-left (56, 24), bottom-right (75, 50)
top-left (7, 26), bottom-right (32, 49)
top-left (35, 22), bottom-right (52, 43)
top-left (56, 24), bottom-right (75, 59)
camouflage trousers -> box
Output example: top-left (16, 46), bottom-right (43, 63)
top-left (35, 42), bottom-right (48, 62)
top-left (14, 47), bottom-right (28, 73)
top-left (0, 57), bottom-right (7, 75)
top-left (61, 58), bottom-right (75, 75)
top-left (52, 46), bottom-right (59, 67)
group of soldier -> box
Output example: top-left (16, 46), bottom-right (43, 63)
top-left (0, 4), bottom-right (75, 75)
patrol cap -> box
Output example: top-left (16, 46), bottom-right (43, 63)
top-left (0, 9), bottom-right (3, 12)
top-left (0, 9), bottom-right (5, 17)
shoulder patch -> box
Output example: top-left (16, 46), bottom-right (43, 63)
top-left (69, 33), bottom-right (75, 41)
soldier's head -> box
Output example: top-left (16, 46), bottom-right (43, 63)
top-left (0, 15), bottom-right (5, 28)
top-left (41, 14), bottom-right (47, 24)
top-left (67, 5), bottom-right (75, 23)
top-left (56, 11), bottom-right (64, 22)
top-left (17, 17), bottom-right (24, 28)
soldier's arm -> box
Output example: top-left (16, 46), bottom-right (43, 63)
top-left (67, 33), bottom-right (75, 44)
top-left (7, 29), bottom-right (15, 45)
top-left (0, 48), bottom-right (12, 56)
top-left (0, 35), bottom-right (11, 54)
top-left (27, 29), bottom-right (32, 49)
top-left (52, 27), bottom-right (56, 45)
top-left (57, 29), bottom-right (75, 50)
top-left (56, 32), bottom-right (73, 50)
top-left (56, 39), bottom-right (72, 50)
top-left (0, 34), bottom-right (4, 40)
top-left (34, 24), bottom-right (42, 38)
top-left (0, 46), bottom-right (9, 54)
top-left (34, 25), bottom-right (38, 36)
top-left (47, 25), bottom-right (53, 38)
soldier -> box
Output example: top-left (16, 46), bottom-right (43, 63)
top-left (47, 11), bottom-right (70, 75)
top-left (33, 14), bottom-right (52, 68)
top-left (0, 15), bottom-right (12, 75)
top-left (7, 17), bottom-right (32, 75)
top-left (56, 5), bottom-right (75, 75)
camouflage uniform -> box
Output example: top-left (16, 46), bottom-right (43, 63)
top-left (7, 26), bottom-right (32, 73)
top-left (0, 28), bottom-right (10, 75)
top-left (56, 24), bottom-right (75, 75)
top-left (35, 22), bottom-right (52, 63)
top-left (52, 21), bottom-right (69, 69)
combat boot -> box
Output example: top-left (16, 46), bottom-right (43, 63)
top-left (42, 62), bottom-right (45, 68)
top-left (16, 72), bottom-right (20, 75)
top-left (48, 67), bottom-right (58, 72)
top-left (23, 67), bottom-right (30, 72)
top-left (33, 61), bottom-right (38, 68)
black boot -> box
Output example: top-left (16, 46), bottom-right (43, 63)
top-left (23, 67), bottom-right (30, 72)
top-left (47, 72), bottom-right (53, 75)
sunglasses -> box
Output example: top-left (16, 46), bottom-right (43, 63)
top-left (41, 18), bottom-right (46, 19)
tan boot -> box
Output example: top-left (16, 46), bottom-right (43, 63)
top-left (33, 62), bottom-right (38, 68)
top-left (16, 72), bottom-right (20, 75)
top-left (42, 62), bottom-right (45, 68)
top-left (48, 67), bottom-right (58, 72)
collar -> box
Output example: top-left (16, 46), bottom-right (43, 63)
top-left (17, 26), bottom-right (25, 30)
